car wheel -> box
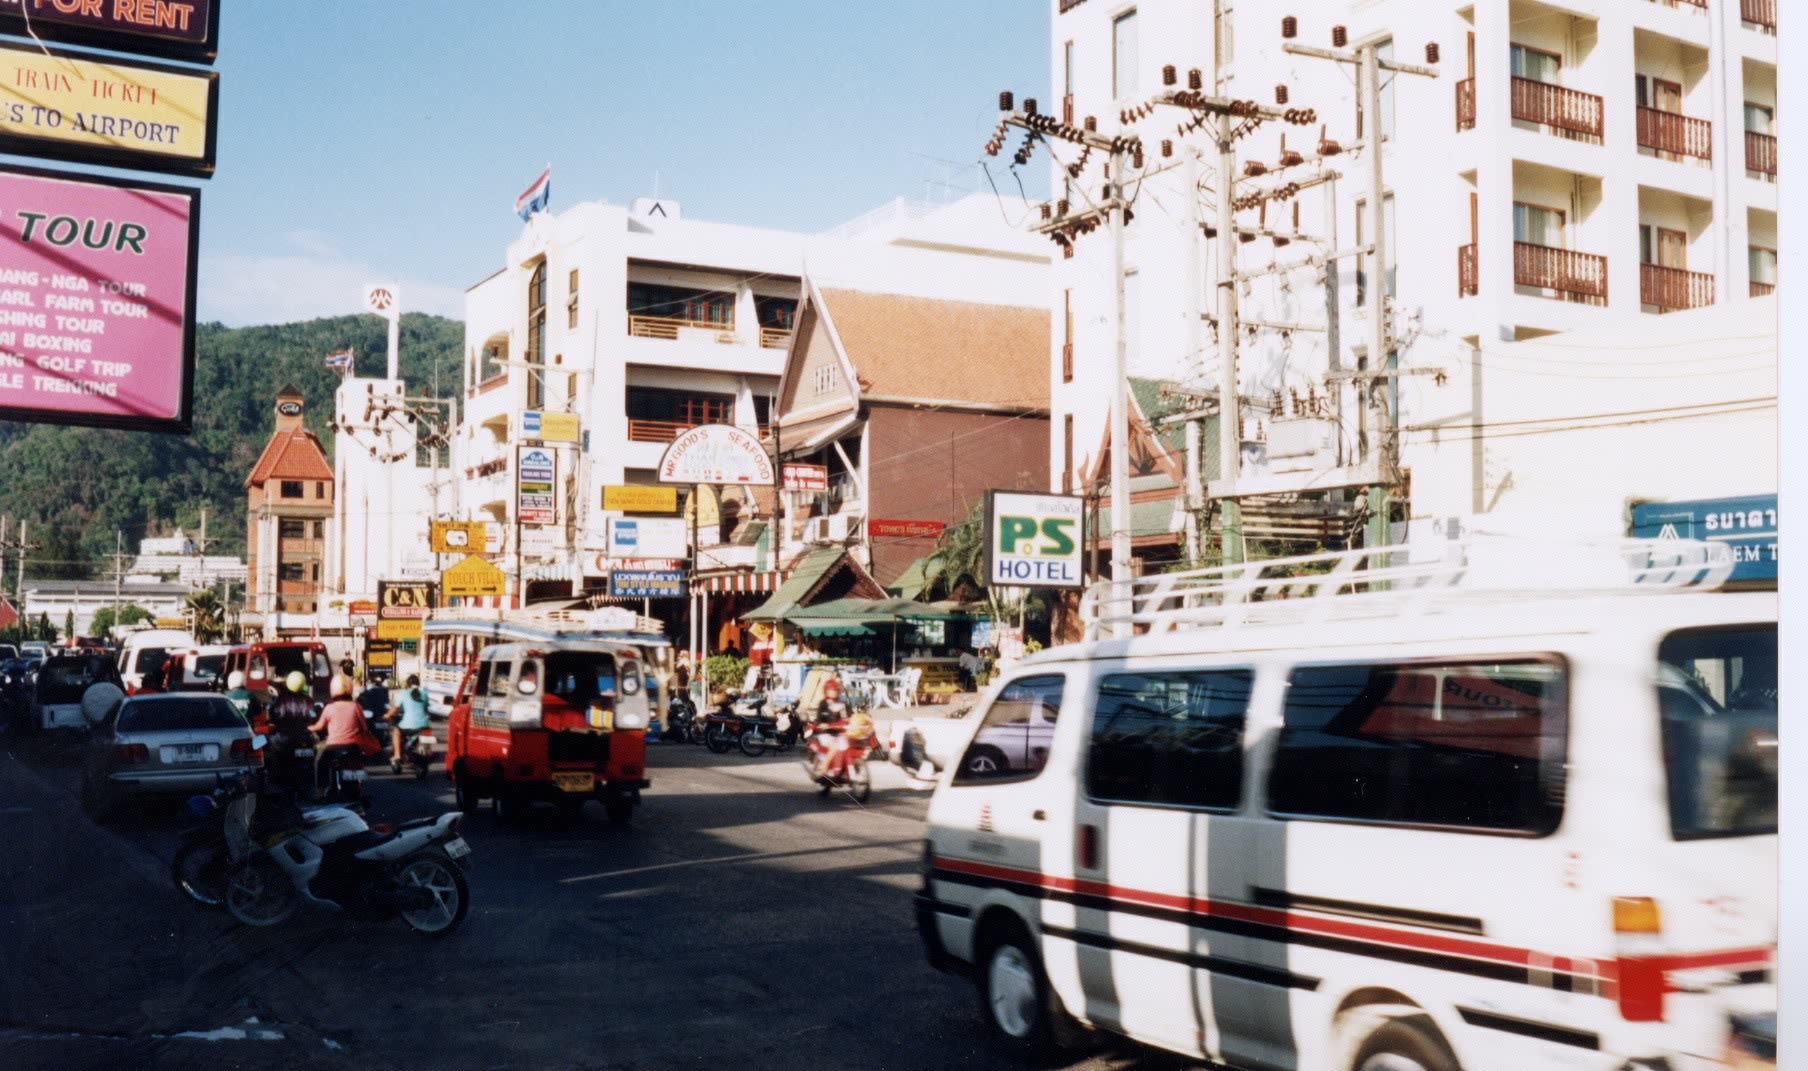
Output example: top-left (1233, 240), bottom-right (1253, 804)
top-left (960, 745), bottom-right (1008, 779)
top-left (1352, 1020), bottom-right (1462, 1071)
top-left (976, 924), bottom-right (1073, 1062)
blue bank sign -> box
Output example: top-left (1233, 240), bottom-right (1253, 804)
top-left (1630, 494), bottom-right (1776, 585)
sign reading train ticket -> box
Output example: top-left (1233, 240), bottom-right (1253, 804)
top-left (0, 165), bottom-right (198, 433)
top-left (0, 42), bottom-right (218, 177)
top-left (0, 0), bottom-right (218, 64)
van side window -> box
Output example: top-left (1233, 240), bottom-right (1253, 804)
top-left (1267, 659), bottom-right (1567, 835)
top-left (1657, 625), bottom-right (1777, 839)
top-left (472, 660), bottom-right (492, 697)
top-left (953, 675), bottom-right (1065, 784)
top-left (488, 660), bottom-right (514, 698)
top-left (1087, 669), bottom-right (1253, 810)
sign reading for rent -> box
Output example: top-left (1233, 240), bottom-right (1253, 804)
top-left (986, 491), bottom-right (1085, 589)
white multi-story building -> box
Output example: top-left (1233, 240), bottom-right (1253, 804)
top-left (1042, 0), bottom-right (1776, 553)
top-left (455, 193), bottom-right (1047, 604)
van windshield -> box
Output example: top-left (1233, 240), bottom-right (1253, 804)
top-left (38, 658), bottom-right (112, 704)
top-left (133, 648), bottom-right (170, 675)
top-left (1658, 625), bottom-right (1777, 839)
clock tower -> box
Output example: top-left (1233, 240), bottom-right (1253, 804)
top-left (273, 384), bottom-right (306, 432)
top-left (245, 385), bottom-right (336, 632)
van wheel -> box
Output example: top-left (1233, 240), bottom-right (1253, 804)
top-left (492, 782), bottom-right (526, 824)
top-left (976, 925), bottom-right (1070, 1061)
top-left (1352, 1019), bottom-right (1462, 1071)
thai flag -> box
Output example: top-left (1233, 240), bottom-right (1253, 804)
top-left (515, 166), bottom-right (551, 221)
top-left (324, 348), bottom-right (354, 371)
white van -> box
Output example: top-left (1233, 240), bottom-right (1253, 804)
top-left (116, 628), bottom-right (197, 693)
top-left (916, 540), bottom-right (1775, 1071)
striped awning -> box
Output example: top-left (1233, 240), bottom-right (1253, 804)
top-left (697, 571), bottom-right (782, 595)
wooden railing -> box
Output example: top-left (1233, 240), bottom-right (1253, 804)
top-left (1650, 0), bottom-right (1707, 9)
top-left (1640, 263), bottom-right (1715, 312)
top-left (1511, 76), bottom-right (1603, 142)
top-left (627, 420), bottom-right (772, 444)
top-left (628, 314), bottom-right (735, 340)
top-left (1514, 241), bottom-right (1607, 305)
top-left (1458, 244), bottom-right (1478, 296)
top-left (473, 374), bottom-right (507, 396)
top-left (1455, 78), bottom-right (1476, 131)
top-left (1741, 0), bottom-right (1775, 31)
top-left (1745, 131), bottom-right (1776, 176)
top-left (1751, 281), bottom-right (1775, 297)
top-left (1637, 107), bottom-right (1712, 161)
top-left (759, 327), bottom-right (792, 350)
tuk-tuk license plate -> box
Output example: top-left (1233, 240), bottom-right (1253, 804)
top-left (444, 837), bottom-right (471, 860)
top-left (552, 772), bottom-right (594, 793)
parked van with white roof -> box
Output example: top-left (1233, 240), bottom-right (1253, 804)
top-left (916, 538), bottom-right (1774, 1071)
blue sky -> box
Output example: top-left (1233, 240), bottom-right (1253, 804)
top-left (175, 0), bottom-right (1048, 326)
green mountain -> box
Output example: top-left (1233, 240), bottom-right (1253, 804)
top-left (0, 313), bottom-right (463, 579)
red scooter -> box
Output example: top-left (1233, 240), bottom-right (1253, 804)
top-left (803, 719), bottom-right (874, 802)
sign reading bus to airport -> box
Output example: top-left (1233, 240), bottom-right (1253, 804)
top-left (986, 491), bottom-right (1084, 589)
top-left (0, 165), bottom-right (197, 433)
top-left (0, 0), bottom-right (218, 63)
top-left (0, 42), bottom-right (218, 177)
top-left (657, 423), bottom-right (773, 485)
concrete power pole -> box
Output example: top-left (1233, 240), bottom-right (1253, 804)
top-left (1214, 110), bottom-right (1245, 568)
top-left (1107, 146), bottom-right (1133, 624)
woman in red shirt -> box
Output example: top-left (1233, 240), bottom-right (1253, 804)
top-left (309, 675), bottom-right (366, 791)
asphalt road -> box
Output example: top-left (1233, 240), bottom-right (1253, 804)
top-left (0, 729), bottom-right (1212, 1071)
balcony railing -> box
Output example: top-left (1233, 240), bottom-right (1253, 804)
top-left (627, 419), bottom-right (773, 444)
top-left (1649, 0), bottom-right (1707, 10)
top-left (1745, 131), bottom-right (1776, 176)
top-left (1511, 76), bottom-right (1604, 143)
top-left (1455, 78), bottom-right (1476, 132)
top-left (1637, 107), bottom-right (1712, 161)
top-left (1741, 0), bottom-right (1776, 32)
top-left (1751, 281), bottom-right (1775, 297)
top-left (1640, 263), bottom-right (1715, 312)
top-left (1514, 241), bottom-right (1608, 305)
top-left (759, 327), bottom-right (792, 350)
top-left (1458, 244), bottom-right (1478, 296)
top-left (628, 314), bottom-right (737, 340)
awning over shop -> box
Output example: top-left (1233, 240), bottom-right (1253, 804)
top-left (696, 570), bottom-right (782, 595)
top-left (775, 596), bottom-right (971, 633)
top-left (743, 546), bottom-right (885, 622)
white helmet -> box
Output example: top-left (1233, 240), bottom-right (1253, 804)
top-left (226, 670), bottom-right (246, 690)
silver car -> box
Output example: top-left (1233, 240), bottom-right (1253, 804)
top-left (81, 694), bottom-right (256, 822)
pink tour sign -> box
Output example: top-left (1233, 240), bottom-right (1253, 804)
top-left (0, 165), bottom-right (198, 433)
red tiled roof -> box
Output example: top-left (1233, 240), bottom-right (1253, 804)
top-left (246, 428), bottom-right (334, 488)
top-left (815, 288), bottom-right (1049, 410)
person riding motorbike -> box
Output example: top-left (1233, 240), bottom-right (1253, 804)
top-left (308, 675), bottom-right (366, 791)
top-left (223, 670), bottom-right (267, 733)
top-left (385, 674), bottom-right (431, 773)
top-left (356, 673), bottom-right (392, 739)
top-left (265, 671), bottom-right (319, 796)
top-left (811, 678), bottom-right (872, 780)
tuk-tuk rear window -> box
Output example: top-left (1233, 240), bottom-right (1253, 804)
top-left (544, 652), bottom-right (618, 706)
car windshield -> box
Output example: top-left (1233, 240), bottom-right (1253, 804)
top-left (133, 648), bottom-right (170, 675)
top-left (117, 697), bottom-right (245, 733)
top-left (544, 652), bottom-right (618, 706)
top-left (1659, 625), bottom-right (1777, 839)
top-left (37, 659), bottom-right (112, 704)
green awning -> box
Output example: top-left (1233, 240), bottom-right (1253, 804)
top-left (797, 621), bottom-right (878, 638)
top-left (742, 546), bottom-right (848, 622)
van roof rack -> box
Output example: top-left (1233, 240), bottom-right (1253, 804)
top-left (1079, 536), bottom-right (1734, 641)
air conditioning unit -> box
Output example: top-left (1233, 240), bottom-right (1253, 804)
top-left (826, 514), bottom-right (851, 541)
top-left (804, 517), bottom-right (830, 543)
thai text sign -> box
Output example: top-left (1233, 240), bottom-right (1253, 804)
top-left (606, 517), bottom-right (687, 559)
top-left (0, 166), bottom-right (197, 433)
top-left (986, 491), bottom-right (1084, 589)
top-left (516, 445), bottom-right (556, 525)
top-left (440, 554), bottom-right (508, 598)
top-left (609, 570), bottom-right (685, 599)
top-left (1631, 494), bottom-right (1776, 585)
top-left (603, 484), bottom-right (678, 513)
top-left (429, 520), bottom-right (487, 554)
top-left (658, 423), bottom-right (773, 485)
top-left (0, 43), bottom-right (218, 176)
top-left (0, 0), bottom-right (218, 62)
top-left (782, 463), bottom-right (828, 492)
top-left (869, 518), bottom-right (946, 539)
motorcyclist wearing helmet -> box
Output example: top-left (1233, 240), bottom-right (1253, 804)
top-left (384, 674), bottom-right (431, 772)
top-left (813, 677), bottom-right (870, 780)
top-left (223, 670), bottom-right (267, 733)
top-left (269, 671), bottom-right (315, 738)
top-left (266, 670), bottom-right (319, 796)
top-left (308, 674), bottom-right (366, 790)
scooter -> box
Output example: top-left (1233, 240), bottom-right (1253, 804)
top-left (803, 721), bottom-right (875, 802)
top-left (219, 738), bottom-right (473, 936)
top-left (172, 771), bottom-right (365, 909)
top-left (394, 726), bottom-right (435, 780)
top-left (666, 693), bottom-right (699, 744)
top-left (738, 701), bottom-right (801, 757)
top-left (318, 744), bottom-right (367, 802)
top-left (702, 692), bottom-right (764, 754)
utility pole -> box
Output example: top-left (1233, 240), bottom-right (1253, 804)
top-left (15, 519), bottom-right (34, 608)
top-left (1107, 145), bottom-right (1132, 620)
top-left (1214, 110), bottom-right (1245, 568)
top-left (113, 529), bottom-right (124, 637)
top-left (1283, 21), bottom-right (1440, 550)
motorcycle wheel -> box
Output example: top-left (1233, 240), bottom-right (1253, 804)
top-left (411, 751), bottom-right (432, 780)
top-left (738, 730), bottom-right (770, 758)
top-left (849, 758), bottom-right (872, 803)
top-left (224, 857), bottom-right (297, 927)
top-left (171, 838), bottom-right (229, 909)
top-left (395, 850), bottom-right (469, 937)
top-left (704, 724), bottom-right (734, 754)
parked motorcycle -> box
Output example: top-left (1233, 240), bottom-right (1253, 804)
top-left (803, 721), bottom-right (875, 802)
top-left (702, 693), bottom-right (763, 754)
top-left (218, 741), bottom-right (472, 935)
top-left (738, 702), bottom-right (801, 757)
top-left (172, 771), bottom-right (364, 909)
top-left (666, 693), bottom-right (699, 744)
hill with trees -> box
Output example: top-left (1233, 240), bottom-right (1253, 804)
top-left (0, 313), bottom-right (462, 579)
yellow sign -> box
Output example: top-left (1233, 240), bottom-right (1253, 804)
top-left (603, 485), bottom-right (679, 514)
top-left (541, 412), bottom-right (580, 443)
top-left (375, 618), bottom-right (422, 641)
top-left (683, 484), bottom-right (719, 529)
top-left (366, 649), bottom-right (395, 668)
top-left (154, 617), bottom-right (186, 629)
top-left (430, 520), bottom-right (488, 554)
top-left (441, 554), bottom-right (508, 598)
top-left (0, 42), bottom-right (218, 175)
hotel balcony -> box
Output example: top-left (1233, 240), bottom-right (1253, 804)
top-left (625, 419), bottom-right (773, 444)
top-left (1745, 131), bottom-right (1776, 178)
top-left (1511, 76), bottom-right (1604, 144)
top-left (1640, 263), bottom-right (1715, 312)
top-left (1636, 108), bottom-right (1712, 162)
top-left (1514, 242), bottom-right (1608, 305)
top-left (1741, 0), bottom-right (1775, 34)
top-left (628, 317), bottom-right (792, 350)
top-left (1458, 244), bottom-right (1478, 297)
top-left (1750, 281), bottom-right (1774, 297)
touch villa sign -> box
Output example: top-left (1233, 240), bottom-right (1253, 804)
top-left (0, 165), bottom-right (197, 432)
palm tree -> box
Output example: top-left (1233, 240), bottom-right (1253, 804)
top-left (185, 589), bottom-right (225, 643)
